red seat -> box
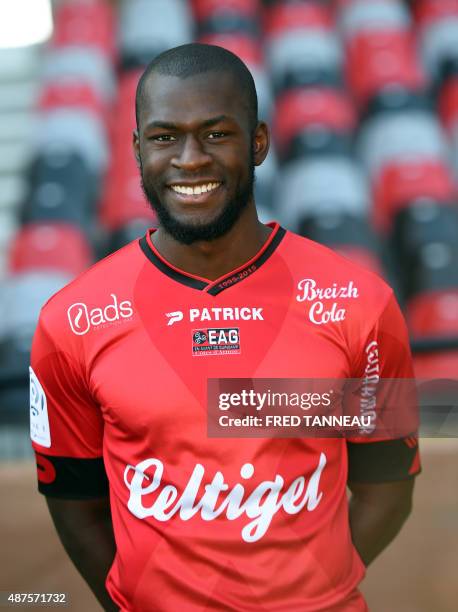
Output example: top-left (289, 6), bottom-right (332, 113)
top-left (273, 88), bottom-right (355, 155)
top-left (413, 0), bottom-right (458, 26)
top-left (264, 1), bottom-right (333, 40)
top-left (51, 0), bottom-right (116, 61)
top-left (372, 159), bottom-right (455, 231)
top-left (345, 30), bottom-right (425, 109)
top-left (192, 0), bottom-right (260, 22)
top-left (38, 82), bottom-right (106, 120)
top-left (407, 289), bottom-right (458, 337)
top-left (409, 289), bottom-right (458, 378)
top-left (439, 77), bottom-right (458, 133)
top-left (99, 146), bottom-right (157, 231)
top-left (8, 223), bottom-right (92, 277)
top-left (414, 351), bottom-right (458, 379)
top-left (198, 34), bottom-right (262, 66)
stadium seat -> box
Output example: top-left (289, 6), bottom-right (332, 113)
top-left (273, 87), bottom-right (355, 161)
top-left (254, 148), bottom-right (278, 211)
top-left (415, 0), bottom-right (458, 83)
top-left (51, 0), bottom-right (116, 61)
top-left (405, 241), bottom-right (458, 297)
top-left (276, 157), bottom-right (370, 231)
top-left (41, 47), bottom-right (116, 104)
top-left (339, 0), bottom-right (411, 40)
top-left (266, 29), bottom-right (343, 93)
top-left (119, 0), bottom-right (193, 69)
top-left (21, 151), bottom-right (96, 229)
top-left (32, 109), bottom-right (109, 175)
top-left (38, 81), bottom-right (106, 121)
top-left (0, 271), bottom-right (71, 342)
top-left (372, 160), bottom-right (455, 231)
top-left (194, 0), bottom-right (260, 37)
top-left (345, 30), bottom-right (424, 111)
top-left (192, 0), bottom-right (260, 23)
top-left (0, 331), bottom-right (32, 423)
top-left (439, 76), bottom-right (458, 133)
top-left (198, 34), bottom-right (272, 120)
top-left (106, 217), bottom-right (158, 255)
top-left (8, 223), bottom-right (93, 277)
top-left (358, 110), bottom-right (449, 180)
top-left (264, 2), bottom-right (341, 94)
top-left (392, 200), bottom-right (458, 293)
top-left (298, 211), bottom-right (381, 258)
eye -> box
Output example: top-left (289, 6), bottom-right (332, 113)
top-left (208, 131), bottom-right (227, 139)
top-left (150, 134), bottom-right (176, 142)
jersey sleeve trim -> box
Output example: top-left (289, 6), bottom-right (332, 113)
top-left (35, 452), bottom-right (109, 499)
top-left (347, 438), bottom-right (421, 483)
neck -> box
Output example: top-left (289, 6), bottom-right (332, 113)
top-left (151, 203), bottom-right (272, 281)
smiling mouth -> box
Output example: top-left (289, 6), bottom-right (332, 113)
top-left (169, 182), bottom-right (222, 196)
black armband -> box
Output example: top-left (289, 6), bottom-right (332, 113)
top-left (35, 452), bottom-right (109, 499)
top-left (347, 438), bottom-right (421, 483)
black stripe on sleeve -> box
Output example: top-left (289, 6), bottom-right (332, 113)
top-left (35, 452), bottom-right (109, 499)
top-left (347, 438), bottom-right (421, 483)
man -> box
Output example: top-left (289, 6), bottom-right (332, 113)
top-left (30, 44), bottom-right (420, 611)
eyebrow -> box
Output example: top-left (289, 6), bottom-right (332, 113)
top-left (143, 115), bottom-right (234, 132)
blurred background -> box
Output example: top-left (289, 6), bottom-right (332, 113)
top-left (0, 0), bottom-right (457, 610)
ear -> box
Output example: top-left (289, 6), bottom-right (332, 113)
top-left (132, 129), bottom-right (141, 168)
top-left (253, 121), bottom-right (269, 166)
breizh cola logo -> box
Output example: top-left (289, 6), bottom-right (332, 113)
top-left (67, 294), bottom-right (133, 335)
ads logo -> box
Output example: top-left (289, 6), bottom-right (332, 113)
top-left (67, 294), bottom-right (133, 335)
top-left (192, 327), bottom-right (241, 356)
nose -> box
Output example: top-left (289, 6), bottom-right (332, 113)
top-left (171, 134), bottom-right (212, 171)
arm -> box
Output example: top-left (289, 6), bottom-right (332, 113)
top-left (348, 478), bottom-right (414, 567)
top-left (46, 496), bottom-right (118, 612)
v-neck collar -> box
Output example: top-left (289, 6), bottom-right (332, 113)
top-left (139, 222), bottom-right (286, 296)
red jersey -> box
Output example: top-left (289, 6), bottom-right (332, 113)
top-left (30, 223), bottom-right (420, 611)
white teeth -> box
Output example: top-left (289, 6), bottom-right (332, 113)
top-left (171, 182), bottom-right (220, 195)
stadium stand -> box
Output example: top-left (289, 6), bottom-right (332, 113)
top-left (0, 0), bottom-right (458, 450)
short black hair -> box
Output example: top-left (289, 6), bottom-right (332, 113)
top-left (135, 43), bottom-right (258, 132)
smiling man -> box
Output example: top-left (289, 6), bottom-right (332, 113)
top-left (30, 44), bottom-right (420, 612)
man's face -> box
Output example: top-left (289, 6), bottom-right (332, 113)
top-left (134, 71), bottom-right (268, 244)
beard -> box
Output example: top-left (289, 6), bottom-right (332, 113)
top-left (140, 156), bottom-right (256, 245)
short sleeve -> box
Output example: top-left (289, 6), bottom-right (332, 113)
top-left (346, 291), bottom-right (421, 483)
top-left (30, 313), bottom-right (109, 498)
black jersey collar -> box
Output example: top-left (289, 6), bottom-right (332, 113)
top-left (139, 222), bottom-right (286, 296)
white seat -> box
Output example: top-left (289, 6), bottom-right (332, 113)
top-left (275, 157), bottom-right (370, 230)
top-left (0, 81), bottom-right (39, 112)
top-left (420, 17), bottom-right (458, 79)
top-left (42, 46), bottom-right (116, 102)
top-left (358, 111), bottom-right (449, 178)
top-left (119, 0), bottom-right (192, 58)
top-left (32, 109), bottom-right (109, 174)
top-left (0, 272), bottom-right (71, 340)
top-left (0, 142), bottom-right (32, 174)
top-left (0, 47), bottom-right (40, 82)
top-left (250, 66), bottom-right (273, 122)
top-left (0, 176), bottom-right (27, 212)
top-left (266, 30), bottom-right (342, 83)
top-left (0, 112), bottom-right (36, 142)
top-left (339, 0), bottom-right (410, 40)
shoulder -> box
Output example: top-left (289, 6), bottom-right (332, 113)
top-left (282, 229), bottom-right (393, 312)
top-left (38, 238), bottom-right (143, 337)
